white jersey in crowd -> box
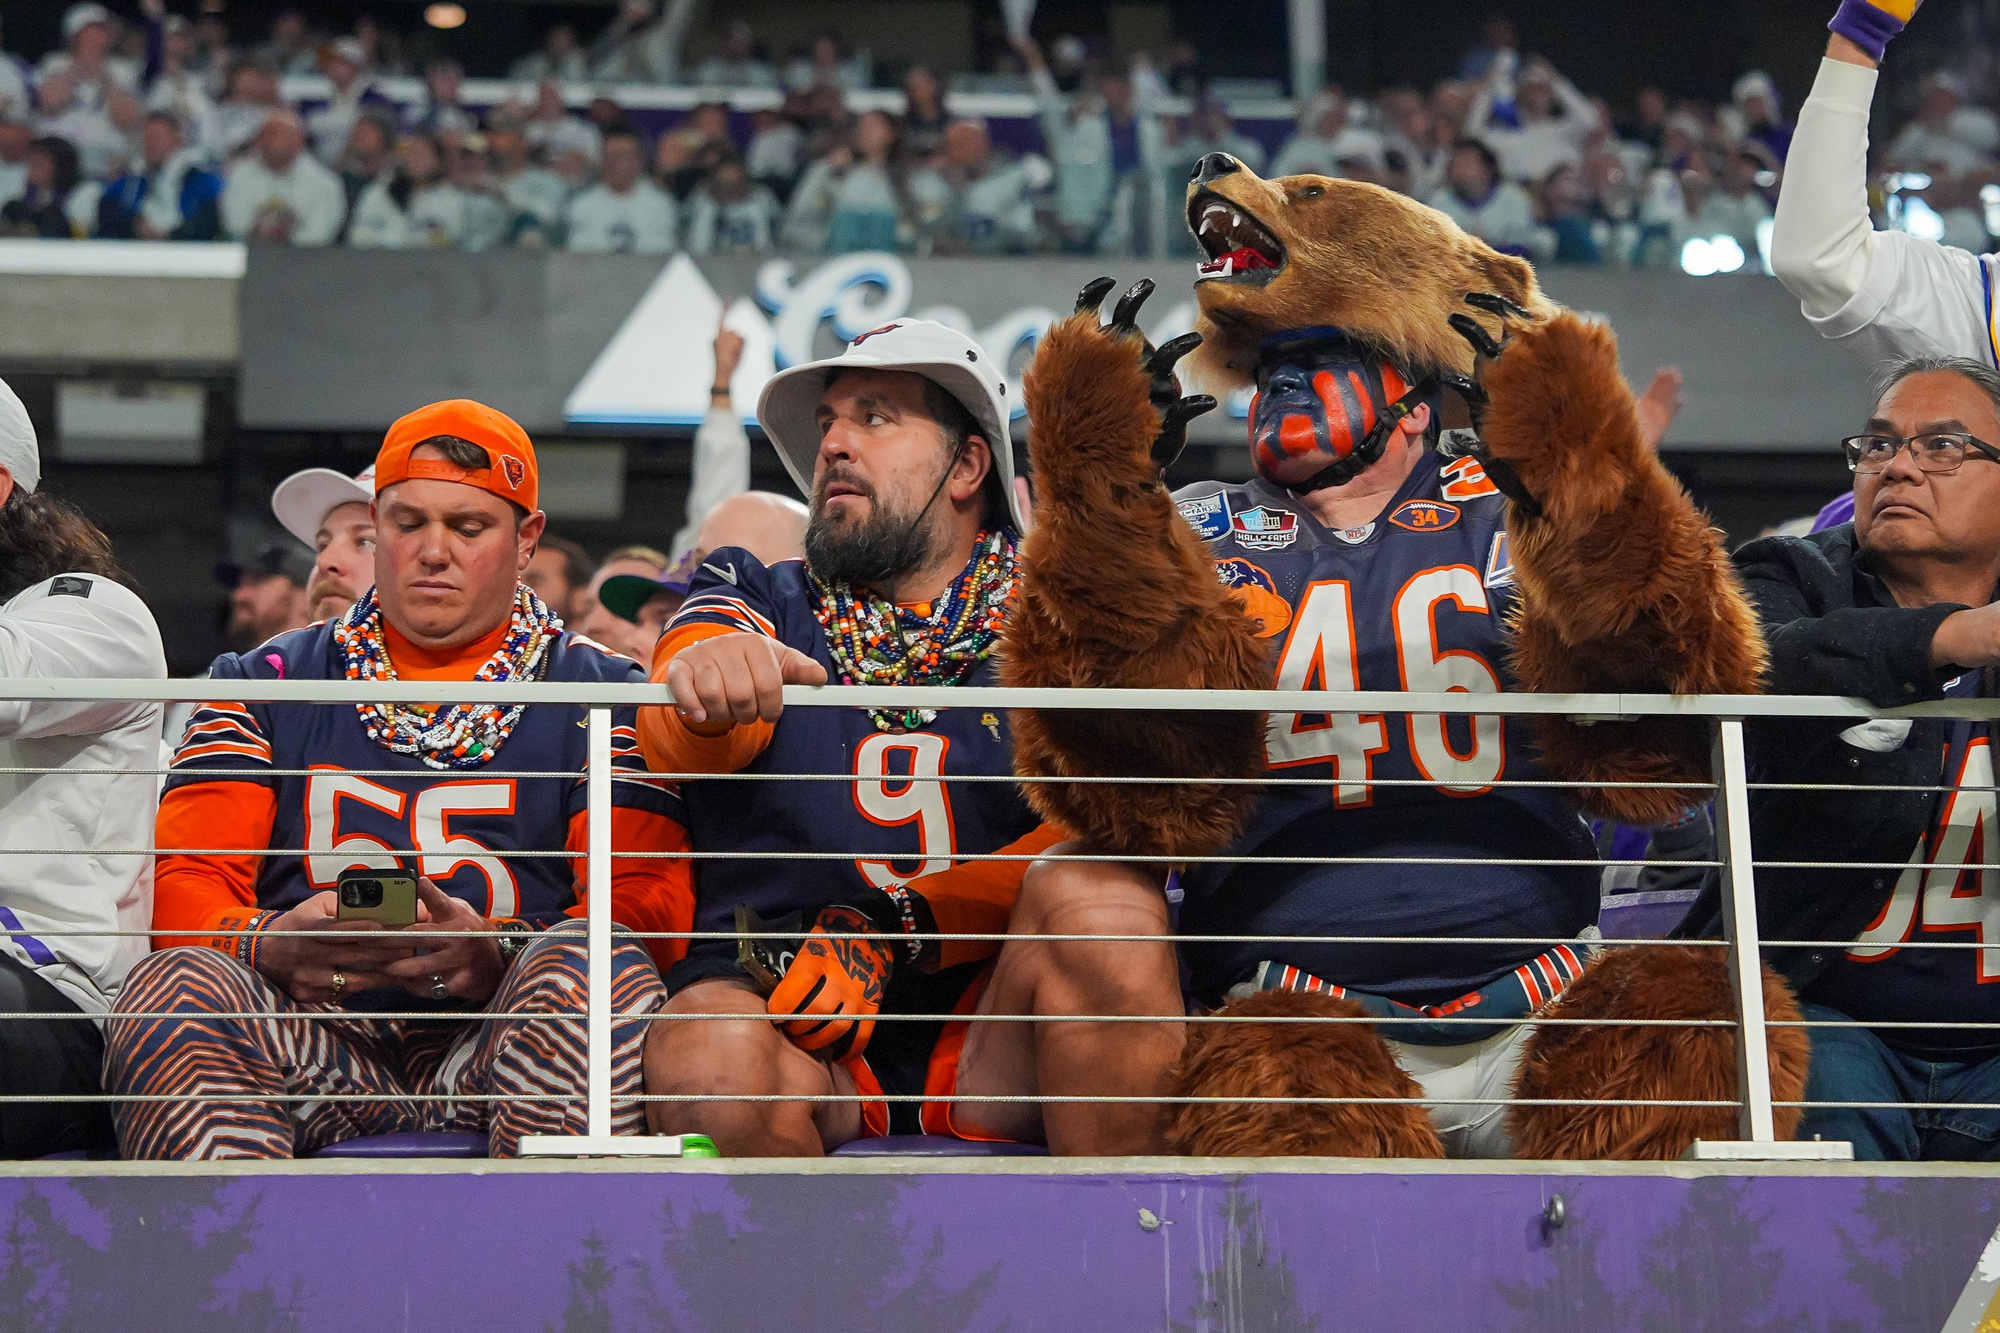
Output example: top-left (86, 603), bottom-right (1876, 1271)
top-left (564, 179), bottom-right (679, 254)
top-left (33, 51), bottom-right (141, 180)
top-left (498, 165), bottom-right (570, 235)
top-left (910, 160), bottom-right (1043, 255)
top-left (348, 178), bottom-right (509, 251)
top-left (222, 151), bottom-right (346, 246)
top-left (685, 187), bottom-right (779, 253)
top-left (1270, 126), bottom-right (1387, 178)
top-left (1774, 58), bottom-right (2000, 371)
top-left (0, 573), bottom-right (165, 1017)
top-left (1428, 180), bottom-right (1555, 262)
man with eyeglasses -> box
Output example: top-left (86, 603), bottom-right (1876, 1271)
top-left (1682, 354), bottom-right (2000, 1160)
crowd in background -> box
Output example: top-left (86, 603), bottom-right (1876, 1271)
top-left (0, 4), bottom-right (1987, 264)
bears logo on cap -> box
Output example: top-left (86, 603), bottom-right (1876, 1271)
top-left (501, 455), bottom-right (525, 490)
top-left (850, 323), bottom-right (901, 346)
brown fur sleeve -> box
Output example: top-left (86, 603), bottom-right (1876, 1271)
top-left (1476, 313), bottom-right (1768, 825)
top-left (999, 312), bottom-right (1271, 858)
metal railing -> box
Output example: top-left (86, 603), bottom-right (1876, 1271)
top-left (4, 676), bottom-right (1996, 1160)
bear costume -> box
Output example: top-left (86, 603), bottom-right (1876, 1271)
top-left (1002, 155), bottom-right (1807, 1159)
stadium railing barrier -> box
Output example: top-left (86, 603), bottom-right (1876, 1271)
top-left (2, 676), bottom-right (1990, 1163)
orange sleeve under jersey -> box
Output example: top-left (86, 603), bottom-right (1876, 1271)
top-left (564, 804), bottom-right (696, 974)
top-left (917, 822), bottom-right (1069, 971)
top-left (152, 780), bottom-right (279, 954)
top-left (636, 622), bottom-right (777, 776)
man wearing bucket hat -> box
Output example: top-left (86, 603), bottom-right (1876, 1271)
top-left (637, 320), bottom-right (1179, 1156)
top-left (106, 399), bottom-right (693, 1159)
top-left (270, 461), bottom-right (377, 625)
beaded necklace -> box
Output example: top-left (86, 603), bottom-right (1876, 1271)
top-left (810, 527), bottom-right (1017, 732)
top-left (335, 584), bottom-right (559, 769)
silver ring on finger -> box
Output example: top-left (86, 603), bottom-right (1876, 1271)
top-left (429, 974), bottom-right (450, 1001)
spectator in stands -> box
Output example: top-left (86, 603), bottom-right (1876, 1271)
top-left (487, 113), bottom-right (568, 245)
top-left (187, 13), bottom-right (232, 97)
top-left (406, 58), bottom-right (475, 141)
top-left (525, 533), bottom-right (595, 623)
top-left (1620, 85), bottom-right (1670, 154)
top-left (222, 110), bottom-right (346, 246)
top-left (680, 491), bottom-right (808, 568)
top-left (212, 58), bottom-right (283, 161)
top-left (784, 109), bottom-right (906, 253)
top-left (270, 462), bottom-right (376, 624)
top-left (902, 65), bottom-right (951, 160)
top-left (1173, 98), bottom-right (1267, 177)
top-left (653, 101), bottom-right (732, 201)
top-left (592, 0), bottom-right (694, 86)
top-left (217, 543), bottom-right (312, 651)
top-left (1467, 53), bottom-right (1601, 185)
top-left (525, 79), bottom-right (601, 166)
top-left (592, 553), bottom-right (694, 651)
top-left (0, 118), bottom-right (29, 207)
top-left (0, 375), bottom-right (167, 1160)
top-left (0, 137), bottom-right (90, 239)
top-left (1698, 146), bottom-right (1775, 255)
top-left (1377, 86), bottom-right (1446, 198)
top-left (0, 18), bottom-right (31, 125)
top-left (566, 123), bottom-right (677, 253)
top-left (139, 4), bottom-right (221, 165)
top-left (1727, 70), bottom-right (1793, 164)
top-left (1887, 71), bottom-right (1999, 177)
top-left (668, 324), bottom-right (755, 560)
top-left (305, 37), bottom-right (381, 164)
top-left (1271, 88), bottom-right (1386, 179)
top-left (94, 108), bottom-right (222, 241)
top-left (1021, 33), bottom-right (1161, 253)
top-left (575, 544), bottom-right (671, 660)
top-left (1429, 137), bottom-right (1552, 260)
top-left (348, 131), bottom-right (461, 250)
top-left (256, 9), bottom-right (319, 77)
top-left (1459, 11), bottom-right (1517, 83)
top-left (686, 155), bottom-right (778, 252)
top-left (694, 20), bottom-right (778, 90)
top-left (912, 118), bottom-right (1043, 255)
top-left (1538, 161), bottom-right (1602, 265)
top-left (511, 24), bottom-right (589, 85)
top-left (332, 110), bottom-right (395, 242)
top-left (104, 402), bottom-right (690, 1160)
top-left (1160, 39), bottom-right (1202, 98)
top-left (746, 104), bottom-right (804, 201)
top-left (783, 31), bottom-right (868, 92)
top-left (36, 3), bottom-right (142, 182)
top-left (1682, 357), bottom-right (2000, 1161)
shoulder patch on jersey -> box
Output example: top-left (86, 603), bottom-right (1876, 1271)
top-left (48, 576), bottom-right (92, 598)
top-left (1439, 453), bottom-right (1500, 501)
top-left (1215, 558), bottom-right (1291, 638)
top-left (1388, 499), bottom-right (1460, 532)
top-left (1484, 532), bottom-right (1516, 588)
top-left (1175, 491), bottom-right (1232, 541)
top-left (1230, 504), bottom-right (1299, 550)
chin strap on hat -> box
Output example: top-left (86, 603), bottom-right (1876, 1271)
top-left (1286, 375), bottom-right (1437, 494)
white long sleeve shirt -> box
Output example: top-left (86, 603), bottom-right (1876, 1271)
top-left (0, 574), bottom-right (166, 1017)
top-left (563, 180), bottom-right (678, 254)
top-left (222, 152), bottom-right (347, 245)
top-left (1772, 57), bottom-right (2000, 370)
top-left (670, 405), bottom-right (752, 558)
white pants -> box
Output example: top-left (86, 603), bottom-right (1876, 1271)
top-left (1386, 1022), bottom-right (1535, 1159)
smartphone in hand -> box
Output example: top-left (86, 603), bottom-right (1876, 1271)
top-left (336, 867), bottom-right (419, 928)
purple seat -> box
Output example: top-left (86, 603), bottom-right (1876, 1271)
top-left (831, 1135), bottom-right (1047, 1158)
top-left (311, 1131), bottom-right (489, 1159)
top-left (1598, 889), bottom-right (1701, 941)
top-left (36, 1149), bottom-right (117, 1161)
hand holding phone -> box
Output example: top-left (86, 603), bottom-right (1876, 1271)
top-left (335, 868), bottom-right (419, 927)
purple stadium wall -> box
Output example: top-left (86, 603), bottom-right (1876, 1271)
top-left (0, 1159), bottom-right (1991, 1330)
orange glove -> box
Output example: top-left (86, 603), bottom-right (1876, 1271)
top-left (768, 905), bottom-right (896, 1061)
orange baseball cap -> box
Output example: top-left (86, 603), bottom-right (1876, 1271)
top-left (374, 399), bottom-right (539, 514)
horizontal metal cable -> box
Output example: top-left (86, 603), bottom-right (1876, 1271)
top-left (26, 1011), bottom-right (1739, 1028)
top-left (11, 677), bottom-right (2000, 722)
top-left (629, 1093), bottom-right (1740, 1107)
top-left (11, 847), bottom-right (1716, 868)
top-left (0, 927), bottom-right (1720, 946)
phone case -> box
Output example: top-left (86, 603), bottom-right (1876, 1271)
top-left (335, 874), bottom-right (419, 928)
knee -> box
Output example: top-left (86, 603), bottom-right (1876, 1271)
top-left (507, 924), bottom-right (662, 994)
top-left (113, 947), bottom-right (250, 1015)
top-left (644, 990), bottom-right (785, 1093)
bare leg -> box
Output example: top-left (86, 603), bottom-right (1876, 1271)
top-left (642, 977), bottom-right (862, 1156)
top-left (952, 849), bottom-right (1184, 1155)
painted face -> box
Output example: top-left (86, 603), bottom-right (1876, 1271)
top-left (1250, 334), bottom-right (1424, 489)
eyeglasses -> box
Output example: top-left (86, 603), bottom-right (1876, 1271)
top-left (1842, 432), bottom-right (2000, 474)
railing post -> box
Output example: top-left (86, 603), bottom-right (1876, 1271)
top-left (1712, 716), bottom-right (1777, 1143)
top-left (585, 704), bottom-right (613, 1140)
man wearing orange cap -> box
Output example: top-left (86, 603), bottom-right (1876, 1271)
top-left (103, 400), bottom-right (692, 1159)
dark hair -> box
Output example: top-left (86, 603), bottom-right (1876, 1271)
top-left (409, 434), bottom-right (529, 522)
top-left (919, 379), bottom-right (1008, 528)
top-left (0, 486), bottom-right (127, 603)
top-left (537, 533), bottom-right (594, 589)
top-left (1451, 137), bottom-right (1500, 181)
top-left (1874, 355), bottom-right (2000, 421)
top-left (30, 137), bottom-right (79, 196)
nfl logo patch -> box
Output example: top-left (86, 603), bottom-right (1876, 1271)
top-left (501, 455), bottom-right (526, 489)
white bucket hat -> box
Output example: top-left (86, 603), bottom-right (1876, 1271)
top-left (271, 464), bottom-right (376, 547)
top-left (756, 318), bottom-right (1026, 531)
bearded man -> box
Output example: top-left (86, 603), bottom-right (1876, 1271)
top-left (637, 320), bottom-right (1182, 1155)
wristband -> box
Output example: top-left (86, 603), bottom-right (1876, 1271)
top-left (709, 385), bottom-right (731, 397)
top-left (1829, 0), bottom-right (1916, 62)
top-left (832, 884), bottom-right (938, 971)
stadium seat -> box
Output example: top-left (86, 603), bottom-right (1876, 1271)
top-left (831, 1135), bottom-right (1048, 1157)
top-left (311, 1131), bottom-right (490, 1159)
top-left (1597, 889), bottom-right (1701, 941)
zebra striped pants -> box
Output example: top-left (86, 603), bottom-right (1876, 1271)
top-left (103, 922), bottom-right (664, 1159)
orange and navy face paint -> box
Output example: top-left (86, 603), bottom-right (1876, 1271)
top-left (1250, 335), bottom-right (1422, 490)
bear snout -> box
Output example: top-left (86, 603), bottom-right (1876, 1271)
top-left (1191, 152), bottom-right (1242, 185)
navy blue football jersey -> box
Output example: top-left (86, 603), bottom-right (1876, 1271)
top-left (166, 619), bottom-right (680, 927)
top-left (1806, 671), bottom-right (2000, 1056)
top-left (662, 549), bottom-right (1040, 976)
top-left (1172, 452), bottom-right (1600, 1007)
